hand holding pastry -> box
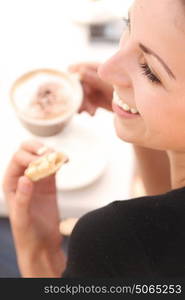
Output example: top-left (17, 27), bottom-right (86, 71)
top-left (3, 141), bottom-right (67, 277)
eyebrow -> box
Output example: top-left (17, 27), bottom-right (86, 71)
top-left (139, 43), bottom-right (176, 80)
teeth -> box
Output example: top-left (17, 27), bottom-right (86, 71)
top-left (122, 104), bottom-right (130, 111)
top-left (130, 108), bottom-right (138, 114)
top-left (113, 91), bottom-right (139, 114)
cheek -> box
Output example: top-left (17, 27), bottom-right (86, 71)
top-left (136, 91), bottom-right (169, 134)
top-left (137, 91), bottom-right (185, 149)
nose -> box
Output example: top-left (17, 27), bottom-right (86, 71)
top-left (98, 50), bottom-right (132, 88)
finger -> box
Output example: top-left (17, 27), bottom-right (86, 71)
top-left (20, 140), bottom-right (46, 155)
top-left (85, 102), bottom-right (97, 116)
top-left (10, 149), bottom-right (36, 170)
top-left (33, 174), bottom-right (56, 194)
top-left (80, 69), bottom-right (108, 91)
top-left (82, 82), bottom-right (91, 96)
top-left (68, 62), bottom-right (100, 73)
top-left (20, 140), bottom-right (54, 156)
top-left (79, 100), bottom-right (97, 116)
top-left (13, 176), bottom-right (33, 221)
top-left (3, 150), bottom-right (36, 194)
top-left (78, 102), bottom-right (86, 113)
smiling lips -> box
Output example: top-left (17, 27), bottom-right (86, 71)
top-left (113, 91), bottom-right (140, 115)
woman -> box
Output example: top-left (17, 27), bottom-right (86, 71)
top-left (3, 0), bottom-right (185, 277)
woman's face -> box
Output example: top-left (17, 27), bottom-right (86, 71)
top-left (99, 0), bottom-right (185, 151)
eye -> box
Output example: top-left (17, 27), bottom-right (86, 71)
top-left (140, 63), bottom-right (161, 84)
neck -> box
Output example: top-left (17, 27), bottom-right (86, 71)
top-left (167, 150), bottom-right (185, 190)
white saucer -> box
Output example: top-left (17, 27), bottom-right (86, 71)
top-left (49, 117), bottom-right (108, 191)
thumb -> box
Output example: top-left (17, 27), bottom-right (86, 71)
top-left (82, 69), bottom-right (103, 89)
top-left (15, 176), bottom-right (33, 213)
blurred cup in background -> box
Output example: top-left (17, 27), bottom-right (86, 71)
top-left (10, 68), bottom-right (83, 136)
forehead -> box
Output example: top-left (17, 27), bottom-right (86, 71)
top-left (133, 0), bottom-right (184, 33)
top-left (134, 0), bottom-right (182, 18)
top-left (131, 0), bottom-right (185, 79)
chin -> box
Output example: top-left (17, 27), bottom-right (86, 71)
top-left (114, 115), bottom-right (141, 144)
top-left (114, 116), bottom-right (171, 150)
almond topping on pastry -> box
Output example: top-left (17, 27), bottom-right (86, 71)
top-left (25, 151), bottom-right (69, 181)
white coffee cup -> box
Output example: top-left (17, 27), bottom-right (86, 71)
top-left (10, 68), bottom-right (83, 136)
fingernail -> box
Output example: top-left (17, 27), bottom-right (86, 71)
top-left (36, 146), bottom-right (48, 156)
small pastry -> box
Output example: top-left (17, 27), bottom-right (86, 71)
top-left (25, 151), bottom-right (69, 181)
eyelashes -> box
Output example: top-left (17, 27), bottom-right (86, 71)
top-left (122, 15), bottom-right (161, 85)
top-left (140, 63), bottom-right (161, 84)
top-left (122, 16), bottom-right (130, 30)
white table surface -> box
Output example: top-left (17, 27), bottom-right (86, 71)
top-left (0, 0), bottom-right (134, 219)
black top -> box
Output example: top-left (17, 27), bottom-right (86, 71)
top-left (63, 187), bottom-right (185, 278)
